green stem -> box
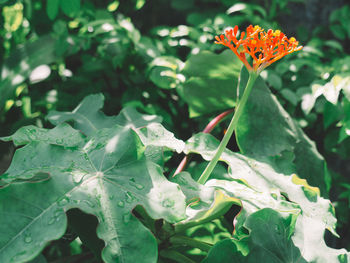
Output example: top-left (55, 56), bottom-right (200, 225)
top-left (169, 236), bottom-right (212, 252)
top-left (197, 72), bottom-right (258, 184)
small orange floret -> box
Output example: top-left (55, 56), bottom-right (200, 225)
top-left (273, 30), bottom-right (281, 37)
top-left (214, 25), bottom-right (303, 72)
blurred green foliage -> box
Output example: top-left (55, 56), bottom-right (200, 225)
top-left (1, 0), bottom-right (350, 261)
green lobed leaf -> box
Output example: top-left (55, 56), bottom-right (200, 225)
top-left (47, 94), bottom-right (118, 136)
top-left (0, 123), bottom-right (84, 147)
top-left (47, 94), bottom-right (162, 136)
top-left (47, 94), bottom-right (183, 165)
top-left (177, 50), bottom-right (241, 117)
top-left (0, 125), bottom-right (186, 263)
top-left (202, 209), bottom-right (308, 263)
top-left (184, 132), bottom-right (349, 262)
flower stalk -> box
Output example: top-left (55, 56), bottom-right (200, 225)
top-left (197, 71), bottom-right (258, 184)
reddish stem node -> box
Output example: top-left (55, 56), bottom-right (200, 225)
top-left (173, 109), bottom-right (234, 176)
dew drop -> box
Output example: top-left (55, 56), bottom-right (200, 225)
top-left (117, 201), bottom-right (125, 207)
top-left (54, 210), bottom-right (61, 217)
top-left (125, 191), bottom-right (135, 203)
top-left (123, 213), bottom-right (131, 224)
top-left (48, 217), bottom-right (56, 225)
top-left (274, 224), bottom-right (282, 235)
top-left (162, 199), bottom-right (175, 208)
top-left (82, 200), bottom-right (95, 208)
top-left (72, 172), bottom-right (85, 184)
top-left (55, 138), bottom-right (63, 144)
top-left (57, 197), bottom-right (69, 207)
top-left (24, 235), bottom-right (32, 243)
top-left (129, 178), bottom-right (144, 190)
top-left (135, 184), bottom-right (144, 190)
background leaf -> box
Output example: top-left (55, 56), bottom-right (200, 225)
top-left (0, 36), bottom-right (57, 113)
top-left (60, 0), bottom-right (80, 17)
top-left (177, 50), bottom-right (241, 117)
top-left (46, 0), bottom-right (60, 20)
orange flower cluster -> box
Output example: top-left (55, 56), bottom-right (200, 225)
top-left (215, 25), bottom-right (302, 72)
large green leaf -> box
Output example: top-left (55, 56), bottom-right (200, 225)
top-left (0, 124), bottom-right (186, 263)
top-left (47, 94), bottom-right (184, 165)
top-left (0, 123), bottom-right (84, 147)
top-left (47, 94), bottom-right (162, 136)
top-left (236, 67), bottom-right (329, 195)
top-left (184, 132), bottom-right (349, 262)
top-left (202, 209), bottom-right (307, 263)
top-left (177, 50), bottom-right (241, 117)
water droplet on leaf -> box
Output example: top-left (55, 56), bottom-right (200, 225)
top-left (82, 200), bottom-right (95, 208)
top-left (128, 178), bottom-right (144, 190)
top-left (72, 172), bottom-right (85, 184)
top-left (117, 201), bottom-right (125, 207)
top-left (57, 197), bottom-right (69, 206)
top-left (54, 210), bottom-right (61, 217)
top-left (275, 224), bottom-right (282, 235)
top-left (48, 217), bottom-right (56, 225)
top-left (123, 213), bottom-right (131, 224)
top-left (24, 234), bottom-right (32, 243)
top-left (125, 191), bottom-right (135, 203)
top-left (55, 138), bottom-right (63, 144)
top-left (162, 199), bottom-right (175, 208)
top-left (135, 184), bottom-right (144, 190)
